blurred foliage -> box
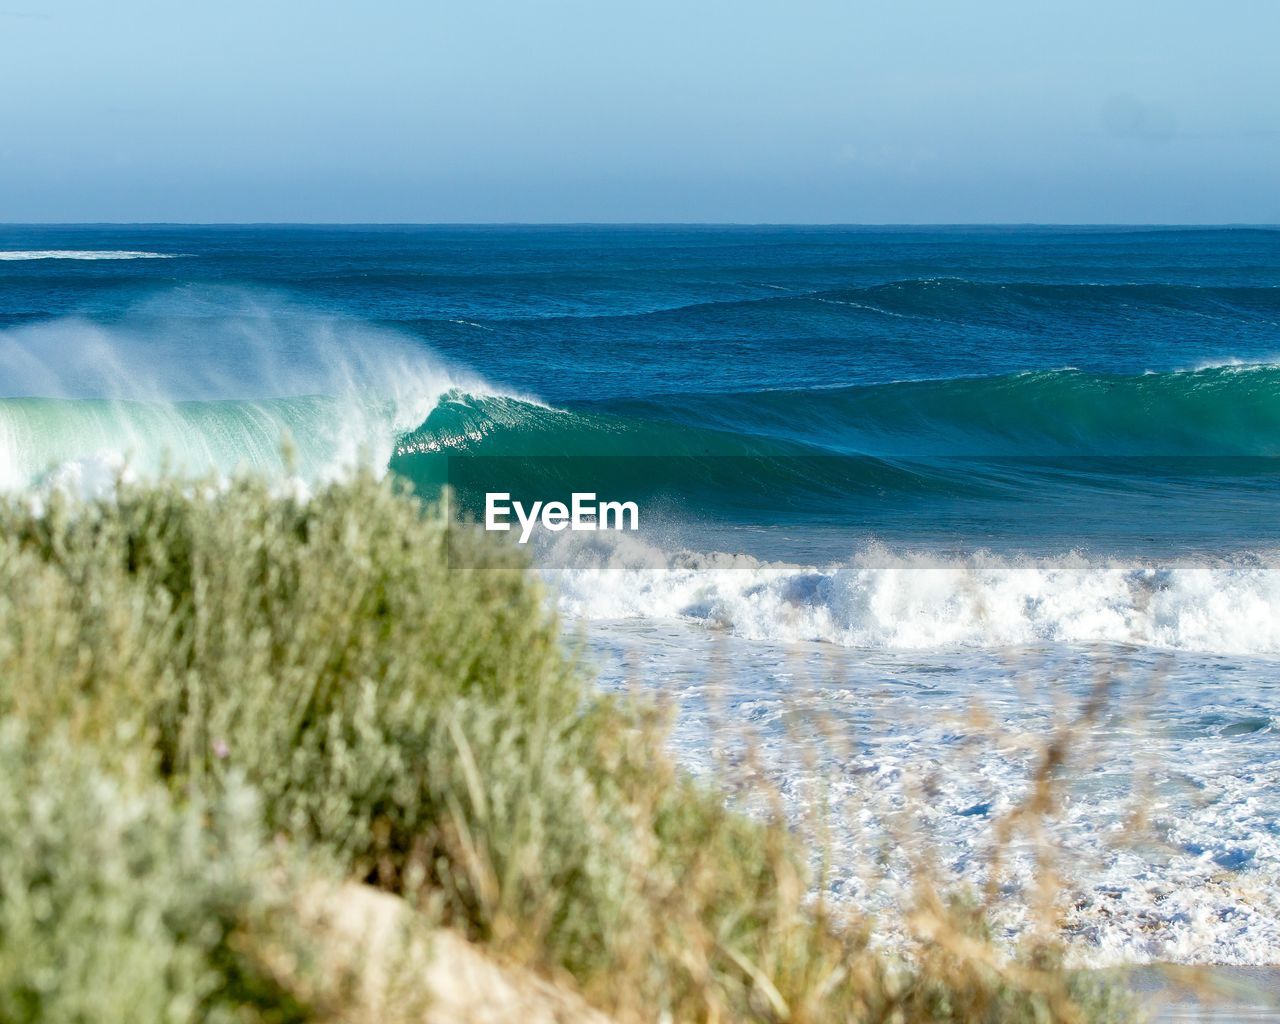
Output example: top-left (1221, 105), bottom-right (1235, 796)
top-left (0, 472), bottom-right (1134, 1022)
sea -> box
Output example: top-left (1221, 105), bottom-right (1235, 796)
top-left (1, 224), bottom-right (1277, 966)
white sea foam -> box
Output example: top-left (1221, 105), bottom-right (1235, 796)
top-left (547, 533), bottom-right (1280, 656)
top-left (585, 620), bottom-right (1280, 966)
top-left (0, 250), bottom-right (177, 260)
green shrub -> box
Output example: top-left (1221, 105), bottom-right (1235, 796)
top-left (0, 723), bottom-right (317, 1024)
top-left (0, 473), bottom-right (1134, 1022)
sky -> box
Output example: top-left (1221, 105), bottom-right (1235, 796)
top-left (1, 0), bottom-right (1277, 223)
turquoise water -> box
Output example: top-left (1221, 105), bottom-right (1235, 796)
top-left (1, 225), bottom-right (1278, 964)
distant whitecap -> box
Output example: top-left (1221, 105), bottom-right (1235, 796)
top-left (0, 250), bottom-right (177, 261)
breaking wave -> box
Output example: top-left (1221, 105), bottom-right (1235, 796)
top-left (549, 535), bottom-right (1280, 655)
top-left (0, 290), bottom-right (503, 493)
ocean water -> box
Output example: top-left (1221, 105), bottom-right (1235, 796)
top-left (2, 225), bottom-right (1278, 965)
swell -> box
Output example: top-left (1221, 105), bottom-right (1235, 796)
top-left (397, 364), bottom-right (1280, 461)
top-left (13, 362), bottom-right (1275, 502)
top-left (742, 279), bottom-right (1280, 322)
top-left (610, 365), bottom-right (1280, 456)
top-left (390, 390), bottom-right (994, 519)
top-left (346, 278), bottom-right (1280, 331)
top-left (414, 278), bottom-right (1280, 326)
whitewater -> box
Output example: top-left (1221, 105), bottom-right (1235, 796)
top-left (545, 538), bottom-right (1280, 655)
top-left (2, 224), bottom-right (1278, 968)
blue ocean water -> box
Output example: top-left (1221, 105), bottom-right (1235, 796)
top-left (6, 226), bottom-right (1280, 551)
top-left (5, 224), bottom-right (1280, 392)
top-left (2, 225), bottom-right (1278, 964)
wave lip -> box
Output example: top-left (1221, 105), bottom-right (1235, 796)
top-left (0, 250), bottom-right (177, 261)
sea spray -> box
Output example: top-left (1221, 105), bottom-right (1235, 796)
top-left (0, 288), bottom-right (507, 494)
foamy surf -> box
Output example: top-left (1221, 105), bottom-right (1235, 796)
top-left (546, 533), bottom-right (1280, 656)
top-left (585, 614), bottom-right (1280, 967)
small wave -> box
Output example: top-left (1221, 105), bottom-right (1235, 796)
top-left (1190, 355), bottom-right (1280, 371)
top-left (494, 276), bottom-right (1280, 327)
top-left (0, 250), bottom-right (177, 261)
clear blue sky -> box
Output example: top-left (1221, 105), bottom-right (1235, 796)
top-left (1, 0), bottom-right (1277, 223)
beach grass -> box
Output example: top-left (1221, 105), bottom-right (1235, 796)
top-left (0, 471), bottom-right (1136, 1022)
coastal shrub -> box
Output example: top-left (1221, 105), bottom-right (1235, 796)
top-left (0, 723), bottom-right (320, 1024)
top-left (0, 472), bottom-right (1134, 1022)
